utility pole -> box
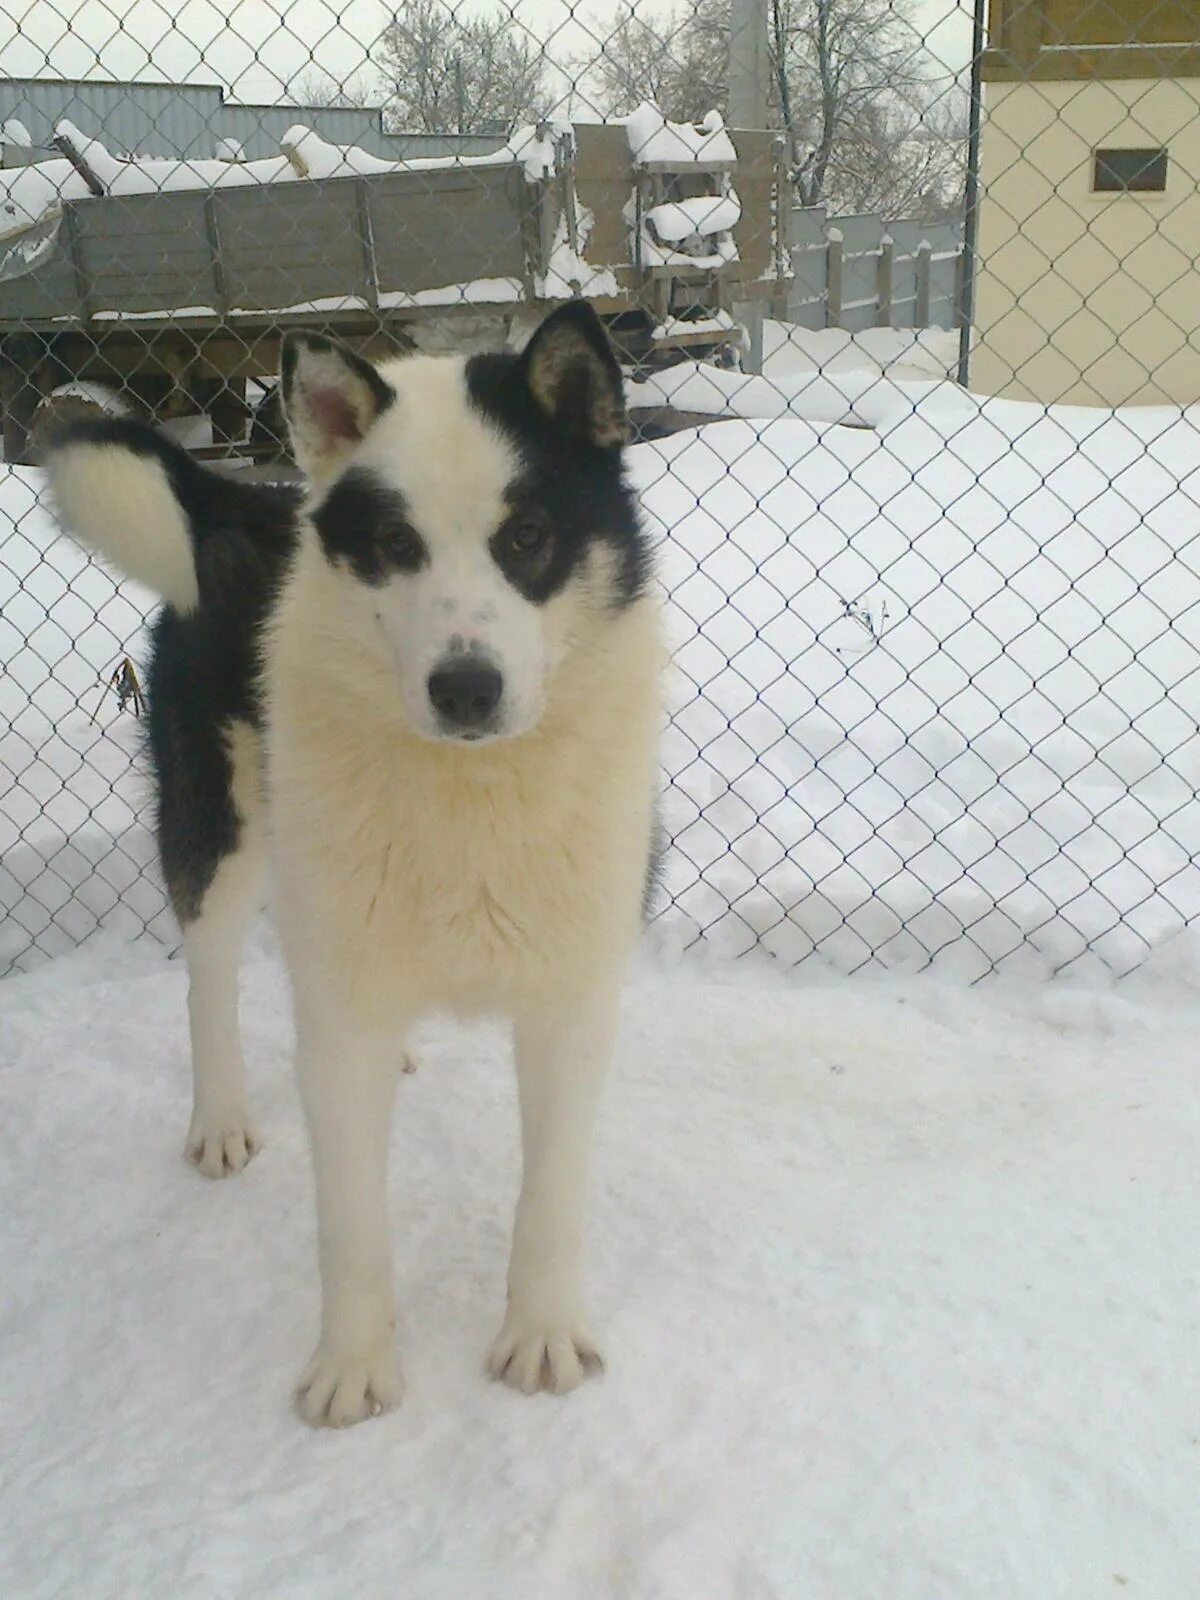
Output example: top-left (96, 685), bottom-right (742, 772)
top-left (728, 0), bottom-right (769, 374)
top-left (956, 0), bottom-right (987, 390)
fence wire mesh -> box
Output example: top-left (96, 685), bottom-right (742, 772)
top-left (1, 0), bottom-right (1199, 982)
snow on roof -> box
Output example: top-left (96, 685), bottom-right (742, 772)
top-left (624, 104), bottom-right (736, 166)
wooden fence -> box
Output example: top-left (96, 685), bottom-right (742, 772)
top-left (783, 207), bottom-right (963, 333)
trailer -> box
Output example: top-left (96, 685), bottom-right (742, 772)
top-left (0, 112), bottom-right (787, 463)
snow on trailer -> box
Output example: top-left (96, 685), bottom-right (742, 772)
top-left (0, 107), bottom-right (785, 463)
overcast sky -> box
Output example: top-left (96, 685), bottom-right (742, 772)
top-left (0, 0), bottom-right (976, 105)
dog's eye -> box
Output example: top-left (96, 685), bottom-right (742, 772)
top-left (383, 522), bottom-right (425, 570)
top-left (506, 522), bottom-right (547, 557)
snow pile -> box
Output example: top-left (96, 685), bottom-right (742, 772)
top-left (763, 321), bottom-right (960, 381)
top-left (0, 936), bottom-right (1197, 1595)
top-left (652, 311), bottom-right (738, 342)
top-left (0, 468), bottom-right (167, 973)
top-left (645, 193), bottom-right (741, 243)
top-left (632, 393), bottom-right (1200, 979)
top-left (509, 118), bottom-right (574, 183)
top-left (631, 349), bottom-right (956, 428)
top-left (41, 379), bottom-right (132, 414)
top-left (624, 103), bottom-right (736, 166)
top-left (1, 117), bottom-right (31, 147)
top-left (278, 122), bottom-right (397, 178)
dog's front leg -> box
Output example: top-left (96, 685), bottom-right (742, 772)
top-left (487, 985), bottom-right (618, 1395)
top-left (293, 1004), bottom-right (405, 1428)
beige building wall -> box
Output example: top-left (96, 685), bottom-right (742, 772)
top-left (972, 77), bottom-right (1200, 407)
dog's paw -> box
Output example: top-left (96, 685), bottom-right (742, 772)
top-left (486, 1314), bottom-right (604, 1395)
top-left (295, 1341), bottom-right (403, 1428)
top-left (184, 1115), bottom-right (260, 1179)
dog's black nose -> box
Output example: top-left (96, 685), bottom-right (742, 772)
top-left (427, 662), bottom-right (503, 730)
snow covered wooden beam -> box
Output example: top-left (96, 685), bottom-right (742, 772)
top-left (51, 130), bottom-right (105, 197)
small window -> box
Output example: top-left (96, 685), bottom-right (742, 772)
top-left (1093, 148), bottom-right (1168, 193)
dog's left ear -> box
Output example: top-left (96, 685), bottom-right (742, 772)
top-left (280, 331), bottom-right (395, 482)
top-left (518, 302), bottom-right (626, 450)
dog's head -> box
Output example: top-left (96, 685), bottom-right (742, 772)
top-left (280, 303), bottom-right (647, 744)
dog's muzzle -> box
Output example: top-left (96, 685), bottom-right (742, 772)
top-left (427, 659), bottom-right (504, 736)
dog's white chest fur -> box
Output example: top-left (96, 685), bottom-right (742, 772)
top-left (264, 539), bottom-right (663, 1017)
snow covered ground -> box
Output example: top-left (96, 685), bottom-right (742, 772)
top-left (1, 934), bottom-right (1198, 1596)
top-left (639, 382), bottom-right (1200, 980)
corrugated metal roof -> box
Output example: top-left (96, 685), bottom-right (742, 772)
top-left (0, 78), bottom-right (504, 162)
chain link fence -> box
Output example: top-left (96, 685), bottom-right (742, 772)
top-left (2, 0), bottom-right (1199, 983)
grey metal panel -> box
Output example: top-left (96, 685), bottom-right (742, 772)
top-left (887, 219), bottom-right (923, 255)
top-left (0, 78), bottom-right (505, 163)
top-left (788, 206), bottom-right (827, 249)
top-left (215, 182), bottom-right (367, 310)
top-left (929, 254), bottom-right (959, 330)
top-left (886, 221), bottom-right (923, 329)
top-left (839, 215), bottom-right (883, 329)
top-left (71, 191), bottom-right (216, 314)
top-left (786, 207), bottom-right (827, 330)
top-left (0, 80), bottom-right (223, 159)
top-left (217, 106), bottom-right (503, 162)
top-left (836, 214), bottom-right (885, 256)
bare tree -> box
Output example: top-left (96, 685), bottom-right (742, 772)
top-left (290, 69), bottom-right (384, 110)
top-left (586, 0), bottom-right (965, 219)
top-left (823, 89), bottom-right (968, 217)
top-left (587, 0), bottom-right (727, 122)
top-left (778, 0), bottom-right (939, 208)
top-left (378, 0), bottom-right (547, 135)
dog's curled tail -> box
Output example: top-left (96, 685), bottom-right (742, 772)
top-left (42, 417), bottom-right (210, 612)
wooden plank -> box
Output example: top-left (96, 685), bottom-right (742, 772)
top-left (72, 191), bottom-right (217, 314)
top-left (216, 182), bottom-right (366, 311)
top-left (576, 123), bottom-right (633, 273)
top-left (60, 203), bottom-right (92, 323)
top-left (354, 179), bottom-right (380, 314)
top-left (573, 123), bottom-right (634, 273)
top-left (203, 191), bottom-right (229, 318)
top-left (637, 158), bottom-right (736, 174)
top-left (0, 247), bottom-right (80, 324)
top-left (368, 167), bottom-right (526, 294)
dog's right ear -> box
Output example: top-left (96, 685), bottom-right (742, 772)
top-left (280, 331), bottom-right (394, 483)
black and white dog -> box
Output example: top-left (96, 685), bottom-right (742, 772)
top-left (45, 302), bottom-right (664, 1426)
